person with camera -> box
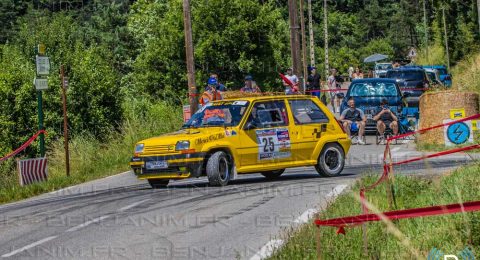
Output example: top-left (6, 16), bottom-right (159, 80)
top-left (373, 99), bottom-right (399, 144)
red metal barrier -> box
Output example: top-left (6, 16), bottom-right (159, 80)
top-left (0, 130), bottom-right (46, 163)
top-left (314, 114), bottom-right (480, 236)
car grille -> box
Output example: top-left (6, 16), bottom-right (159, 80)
top-left (143, 145), bottom-right (174, 155)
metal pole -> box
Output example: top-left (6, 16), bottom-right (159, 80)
top-left (324, 0), bottom-right (329, 80)
top-left (308, 0), bottom-right (315, 66)
top-left (423, 0), bottom-right (429, 63)
top-left (288, 0), bottom-right (302, 77)
top-left (60, 65), bottom-right (70, 177)
top-left (299, 0), bottom-right (308, 93)
top-left (182, 0), bottom-right (198, 114)
top-left (37, 91), bottom-right (45, 157)
top-left (442, 7), bottom-right (450, 71)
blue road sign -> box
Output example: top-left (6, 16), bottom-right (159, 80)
top-left (447, 122), bottom-right (470, 145)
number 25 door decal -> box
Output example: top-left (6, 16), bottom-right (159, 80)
top-left (255, 129), bottom-right (291, 161)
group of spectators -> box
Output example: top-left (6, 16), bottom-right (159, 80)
top-left (199, 67), bottom-right (400, 145)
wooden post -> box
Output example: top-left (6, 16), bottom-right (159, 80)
top-left (16, 159), bottom-right (23, 186)
top-left (288, 0), bottom-right (302, 78)
top-left (423, 0), bottom-right (429, 63)
top-left (442, 7), bottom-right (450, 71)
top-left (60, 64), bottom-right (70, 177)
top-left (308, 0), bottom-right (315, 67)
top-left (182, 0), bottom-right (198, 114)
top-left (299, 0), bottom-right (308, 93)
top-left (323, 0), bottom-right (329, 79)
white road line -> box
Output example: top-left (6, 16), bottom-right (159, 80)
top-left (119, 199), bottom-right (151, 212)
top-left (391, 147), bottom-right (401, 152)
top-left (249, 239), bottom-right (284, 260)
top-left (293, 208), bottom-right (318, 224)
top-left (325, 184), bottom-right (348, 199)
top-left (1, 236), bottom-right (57, 258)
top-left (66, 215), bottom-right (110, 233)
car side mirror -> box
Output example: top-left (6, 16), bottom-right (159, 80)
top-left (244, 121), bottom-right (257, 130)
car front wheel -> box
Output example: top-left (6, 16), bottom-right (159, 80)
top-left (206, 151), bottom-right (231, 186)
top-left (315, 143), bottom-right (345, 177)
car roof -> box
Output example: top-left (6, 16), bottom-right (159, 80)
top-left (350, 78), bottom-right (398, 84)
top-left (422, 65), bottom-right (447, 69)
top-left (387, 66), bottom-right (425, 72)
top-left (219, 95), bottom-right (314, 102)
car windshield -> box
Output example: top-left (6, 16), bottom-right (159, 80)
top-left (426, 72), bottom-right (436, 81)
top-left (349, 82), bottom-right (398, 97)
top-left (182, 101), bottom-right (249, 128)
top-left (386, 70), bottom-right (424, 81)
top-left (437, 68), bottom-right (448, 75)
top-left (375, 64), bottom-right (392, 70)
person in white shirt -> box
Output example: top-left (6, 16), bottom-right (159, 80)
top-left (283, 68), bottom-right (299, 94)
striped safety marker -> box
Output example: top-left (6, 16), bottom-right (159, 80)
top-left (17, 158), bottom-right (48, 186)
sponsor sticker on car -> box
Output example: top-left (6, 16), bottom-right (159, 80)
top-left (256, 128), bottom-right (291, 161)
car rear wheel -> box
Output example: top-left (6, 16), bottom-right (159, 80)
top-left (206, 151), bottom-right (231, 186)
top-left (260, 169), bottom-right (285, 179)
top-left (315, 143), bottom-right (345, 177)
top-left (148, 179), bottom-right (169, 188)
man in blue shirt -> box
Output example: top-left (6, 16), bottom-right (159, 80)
top-left (339, 98), bottom-right (366, 145)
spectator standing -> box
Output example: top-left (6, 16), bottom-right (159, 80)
top-left (339, 98), bottom-right (366, 145)
top-left (307, 66), bottom-right (321, 98)
top-left (348, 66), bottom-right (354, 81)
top-left (352, 67), bottom-right (364, 79)
top-left (283, 68), bottom-right (299, 95)
top-left (240, 75), bottom-right (261, 93)
top-left (327, 68), bottom-right (342, 113)
top-left (210, 73), bottom-right (227, 92)
top-left (200, 78), bottom-right (222, 105)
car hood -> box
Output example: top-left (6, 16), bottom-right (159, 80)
top-left (139, 127), bottom-right (229, 148)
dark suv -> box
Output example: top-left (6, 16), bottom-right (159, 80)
top-left (340, 78), bottom-right (405, 133)
top-left (385, 66), bottom-right (429, 106)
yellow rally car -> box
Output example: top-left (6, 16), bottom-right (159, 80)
top-left (130, 95), bottom-right (351, 188)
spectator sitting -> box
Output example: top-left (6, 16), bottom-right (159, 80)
top-left (240, 75), bottom-right (261, 93)
top-left (373, 99), bottom-right (399, 144)
top-left (339, 98), bottom-right (366, 145)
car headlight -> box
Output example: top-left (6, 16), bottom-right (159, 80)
top-left (175, 141), bottom-right (190, 151)
top-left (134, 143), bottom-right (144, 154)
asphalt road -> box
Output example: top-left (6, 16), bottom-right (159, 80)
top-left (0, 137), bottom-right (476, 260)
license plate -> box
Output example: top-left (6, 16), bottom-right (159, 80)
top-left (146, 161), bottom-right (168, 170)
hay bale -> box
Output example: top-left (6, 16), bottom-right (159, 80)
top-left (418, 90), bottom-right (479, 145)
top-left (222, 91), bottom-right (286, 99)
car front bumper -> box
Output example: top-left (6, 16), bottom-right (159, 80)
top-left (130, 153), bottom-right (205, 179)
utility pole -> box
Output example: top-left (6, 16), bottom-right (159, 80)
top-left (288, 0), bottom-right (302, 78)
top-left (182, 0), bottom-right (198, 113)
top-left (477, 0), bottom-right (480, 37)
top-left (308, 0), bottom-right (315, 67)
top-left (324, 0), bottom-right (329, 80)
top-left (60, 65), bottom-right (70, 177)
top-left (442, 7), bottom-right (450, 71)
top-left (299, 0), bottom-right (308, 93)
top-left (423, 0), bottom-right (429, 63)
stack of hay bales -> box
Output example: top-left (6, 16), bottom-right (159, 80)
top-left (222, 91), bottom-right (286, 99)
top-left (418, 90), bottom-right (479, 145)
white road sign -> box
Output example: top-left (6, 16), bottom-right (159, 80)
top-left (34, 78), bottom-right (48, 90)
top-left (36, 56), bottom-right (50, 75)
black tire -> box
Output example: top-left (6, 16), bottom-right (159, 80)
top-left (206, 151), bottom-right (231, 186)
top-left (148, 179), bottom-right (169, 188)
top-left (315, 143), bottom-right (345, 177)
top-left (260, 169), bottom-right (285, 179)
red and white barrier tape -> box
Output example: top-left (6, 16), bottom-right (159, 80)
top-left (0, 130), bottom-right (46, 162)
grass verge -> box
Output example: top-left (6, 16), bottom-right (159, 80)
top-left (0, 100), bottom-right (182, 204)
top-left (270, 164), bottom-right (480, 259)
